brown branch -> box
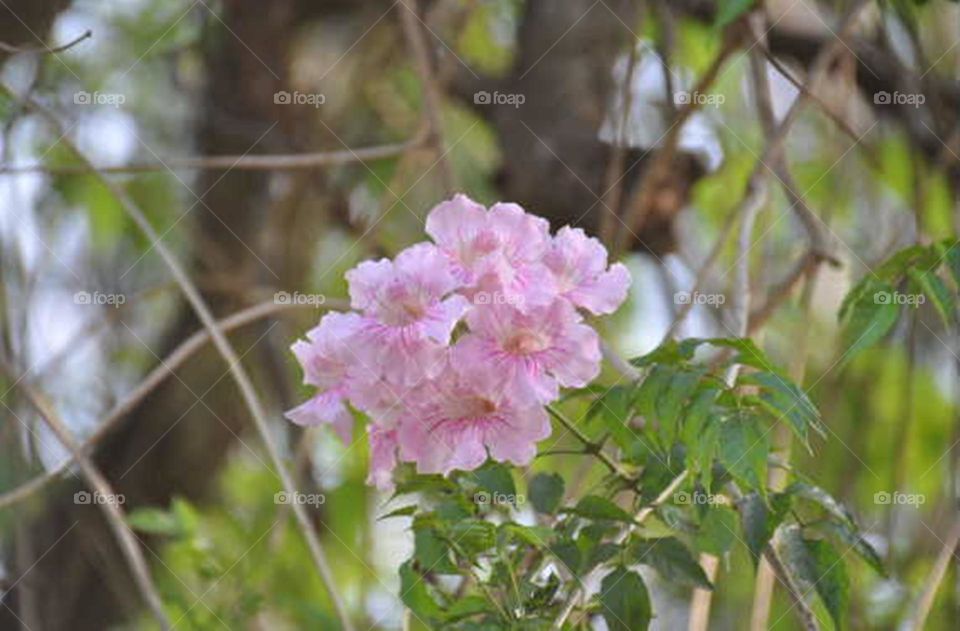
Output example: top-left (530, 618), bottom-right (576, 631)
top-left (2, 87), bottom-right (356, 631)
top-left (1, 367), bottom-right (171, 630)
top-left (0, 29), bottom-right (91, 55)
top-left (0, 298), bottom-right (347, 512)
top-left (906, 516), bottom-right (960, 629)
top-left (0, 133), bottom-right (426, 175)
top-left (397, 0), bottom-right (454, 193)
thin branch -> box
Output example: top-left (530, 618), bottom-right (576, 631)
top-left (398, 0), bottom-right (454, 193)
top-left (545, 405), bottom-right (629, 480)
top-left (906, 516), bottom-right (960, 630)
top-left (0, 30), bottom-right (91, 55)
top-left (1, 368), bottom-right (171, 630)
top-left (761, 543), bottom-right (821, 631)
top-left (0, 133), bottom-right (425, 175)
top-left (0, 299), bottom-right (347, 511)
top-left (2, 88), bottom-right (356, 631)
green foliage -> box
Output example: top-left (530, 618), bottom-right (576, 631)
top-left (839, 239), bottom-right (960, 363)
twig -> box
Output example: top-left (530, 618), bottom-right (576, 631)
top-left (0, 133), bottom-right (425, 175)
top-left (2, 88), bottom-right (356, 631)
top-left (545, 405), bottom-right (629, 480)
top-left (761, 544), bottom-right (821, 631)
top-left (551, 469), bottom-right (689, 629)
top-left (1, 368), bottom-right (171, 630)
top-left (0, 298), bottom-right (347, 511)
top-left (905, 516), bottom-right (960, 630)
top-left (664, 205), bottom-right (739, 341)
top-left (397, 0), bottom-right (454, 193)
top-left (0, 30), bottom-right (91, 55)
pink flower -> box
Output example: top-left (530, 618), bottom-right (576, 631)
top-left (284, 312), bottom-right (363, 443)
top-left (452, 300), bottom-right (601, 406)
top-left (544, 226), bottom-right (631, 315)
top-left (396, 370), bottom-right (551, 475)
top-left (367, 425), bottom-right (400, 490)
top-left (426, 195), bottom-right (555, 310)
top-left (346, 242), bottom-right (470, 385)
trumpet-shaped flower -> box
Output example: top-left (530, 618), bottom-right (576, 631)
top-left (544, 226), bottom-right (631, 315)
top-left (396, 370), bottom-right (551, 475)
top-left (284, 312), bottom-right (363, 443)
top-left (452, 300), bottom-right (601, 405)
top-left (346, 242), bottom-right (470, 384)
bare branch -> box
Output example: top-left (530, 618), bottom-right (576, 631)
top-left (0, 29), bottom-right (91, 55)
top-left (0, 298), bottom-right (347, 511)
top-left (1, 87), bottom-right (356, 631)
top-left (1, 367), bottom-right (171, 630)
top-left (0, 132), bottom-right (426, 175)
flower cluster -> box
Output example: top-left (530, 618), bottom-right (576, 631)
top-left (286, 194), bottom-right (631, 488)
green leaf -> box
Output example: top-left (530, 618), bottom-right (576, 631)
top-left (528, 473), bottom-right (565, 514)
top-left (448, 519), bottom-right (497, 556)
top-left (599, 566), bottom-right (652, 631)
top-left (805, 539), bottom-right (850, 630)
top-left (126, 507), bottom-right (183, 536)
top-left (378, 504), bottom-right (419, 521)
top-left (628, 537), bottom-right (713, 589)
top-left (715, 0), bottom-right (758, 27)
top-left (741, 371), bottom-right (825, 449)
top-left (786, 482), bottom-right (856, 526)
top-left (740, 492), bottom-right (790, 564)
top-left (399, 561), bottom-right (444, 621)
top-left (564, 495), bottom-right (635, 524)
top-left (909, 268), bottom-right (954, 325)
top-left (590, 385), bottom-right (639, 450)
top-left (413, 526), bottom-right (457, 574)
top-left (944, 241), bottom-right (960, 287)
top-left (445, 595), bottom-right (492, 622)
top-left (839, 279), bottom-right (900, 364)
top-left (472, 461), bottom-right (516, 499)
top-left (697, 505), bottom-right (739, 556)
top-left (716, 414), bottom-right (768, 491)
top-left (813, 520), bottom-right (885, 577)
top-left (501, 523), bottom-right (555, 548)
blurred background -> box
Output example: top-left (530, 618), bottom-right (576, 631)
top-left (0, 0), bottom-right (958, 628)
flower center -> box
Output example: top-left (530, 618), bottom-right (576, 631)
top-left (504, 330), bottom-right (549, 355)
